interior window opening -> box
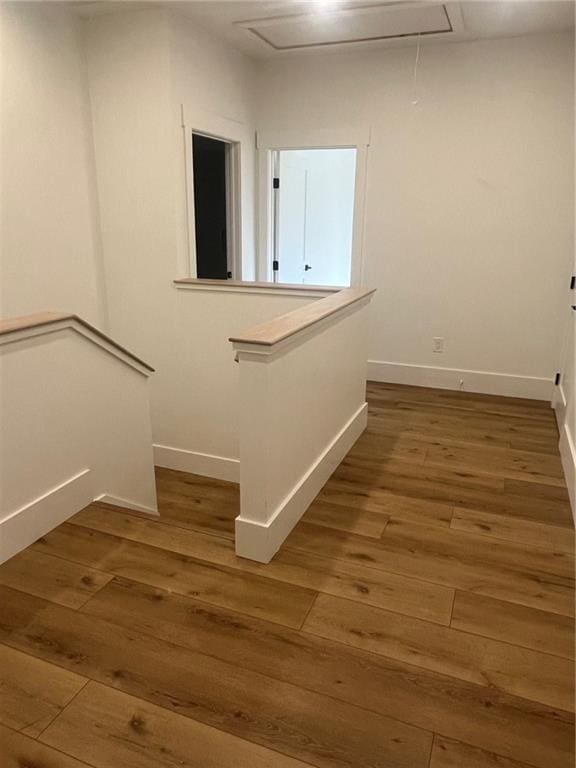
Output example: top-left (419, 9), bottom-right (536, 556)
top-left (272, 147), bottom-right (357, 287)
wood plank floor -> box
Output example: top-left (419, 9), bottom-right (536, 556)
top-left (0, 382), bottom-right (574, 768)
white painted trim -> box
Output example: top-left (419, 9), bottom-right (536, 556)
top-left (95, 494), bottom-right (158, 516)
top-left (350, 146), bottom-right (369, 287)
top-left (182, 116), bottom-right (197, 278)
top-left (256, 126), bottom-right (370, 150)
top-left (256, 148), bottom-right (274, 281)
top-left (180, 104), bottom-right (251, 280)
top-left (0, 469), bottom-right (93, 564)
top-left (553, 382), bottom-right (568, 429)
top-left (153, 443), bottom-right (240, 483)
top-left (367, 360), bottom-right (554, 401)
top-left (559, 425), bottom-right (576, 519)
top-left (235, 402), bottom-right (367, 563)
top-left (173, 282), bottom-right (333, 298)
top-left (0, 319), bottom-right (153, 377)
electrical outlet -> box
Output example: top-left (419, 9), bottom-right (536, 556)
top-left (433, 337), bottom-right (445, 353)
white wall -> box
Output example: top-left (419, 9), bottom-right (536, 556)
top-left (0, 323), bottom-right (157, 563)
top-left (256, 32), bottom-right (575, 399)
top-left (0, 3), bottom-right (107, 327)
top-left (85, 8), bottom-right (306, 473)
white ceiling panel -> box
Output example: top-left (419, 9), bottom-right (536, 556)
top-left (242, 4), bottom-right (452, 50)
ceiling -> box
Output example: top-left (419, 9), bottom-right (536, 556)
top-left (72, 1), bottom-right (575, 58)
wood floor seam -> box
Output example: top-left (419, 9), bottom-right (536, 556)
top-left (0, 723), bottom-right (99, 768)
top-left (33, 677), bottom-right (93, 740)
top-left (297, 590), bottom-right (320, 630)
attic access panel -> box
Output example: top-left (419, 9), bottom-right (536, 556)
top-left (240, 3), bottom-right (453, 50)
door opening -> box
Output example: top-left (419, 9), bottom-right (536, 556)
top-left (192, 133), bottom-right (231, 280)
top-left (272, 148), bottom-right (357, 287)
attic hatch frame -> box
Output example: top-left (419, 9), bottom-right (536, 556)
top-left (236, 2), bottom-right (463, 53)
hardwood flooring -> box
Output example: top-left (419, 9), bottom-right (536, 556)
top-left (0, 382), bottom-right (573, 768)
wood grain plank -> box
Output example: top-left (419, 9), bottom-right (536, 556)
top-left (154, 466), bottom-right (238, 539)
top-left (338, 455), bottom-right (507, 492)
top-left (101, 497), bottom-right (236, 540)
top-left (329, 463), bottom-right (572, 526)
top-left (41, 681), bottom-right (313, 768)
top-left (366, 407), bottom-right (559, 447)
top-left (369, 398), bottom-right (560, 437)
top-left (451, 508), bottom-right (574, 553)
top-left (62, 510), bottom-right (454, 625)
top-left (0, 724), bottom-right (93, 768)
top-left (425, 443), bottom-right (565, 487)
top-left (302, 499), bottom-right (389, 538)
top-left (429, 735), bottom-right (536, 768)
top-left (365, 382), bottom-right (552, 417)
top-left (155, 466), bottom-right (237, 493)
top-left (71, 577), bottom-right (574, 768)
top-left (33, 524), bottom-right (316, 629)
top-left (317, 483), bottom-right (455, 528)
top-left (351, 431), bottom-right (428, 464)
top-left (0, 586), bottom-right (433, 768)
top-left (503, 477), bottom-right (572, 503)
top-left (0, 549), bottom-right (112, 608)
top-left (451, 592), bottom-right (575, 660)
top-left (0, 644), bottom-right (86, 737)
top-left (303, 593), bottom-right (574, 711)
top-left (508, 436), bottom-right (562, 455)
top-left (284, 520), bottom-right (575, 616)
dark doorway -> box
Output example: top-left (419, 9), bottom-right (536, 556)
top-left (192, 134), bottom-right (228, 279)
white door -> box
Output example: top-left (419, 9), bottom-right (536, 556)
top-left (275, 148), bottom-right (357, 286)
top-left (277, 160), bottom-right (307, 285)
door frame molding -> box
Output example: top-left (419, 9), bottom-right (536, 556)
top-left (256, 126), bottom-right (371, 285)
top-left (180, 105), bottom-right (249, 280)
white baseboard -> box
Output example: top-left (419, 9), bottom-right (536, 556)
top-left (367, 360), bottom-right (553, 401)
top-left (553, 383), bottom-right (568, 430)
top-left (95, 493), bottom-right (158, 516)
top-left (153, 443), bottom-right (240, 483)
top-left (559, 424), bottom-right (576, 520)
top-left (235, 402), bottom-right (368, 563)
top-left (0, 469), bottom-right (93, 564)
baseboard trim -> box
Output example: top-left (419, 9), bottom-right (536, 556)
top-left (553, 383), bottom-right (568, 430)
top-left (235, 402), bottom-right (368, 563)
top-left (367, 360), bottom-right (553, 401)
top-left (0, 469), bottom-right (93, 564)
top-left (559, 424), bottom-right (576, 520)
top-left (95, 493), bottom-right (158, 516)
top-left (153, 444), bottom-right (240, 483)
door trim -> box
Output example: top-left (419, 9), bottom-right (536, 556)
top-left (180, 105), bottom-right (248, 280)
